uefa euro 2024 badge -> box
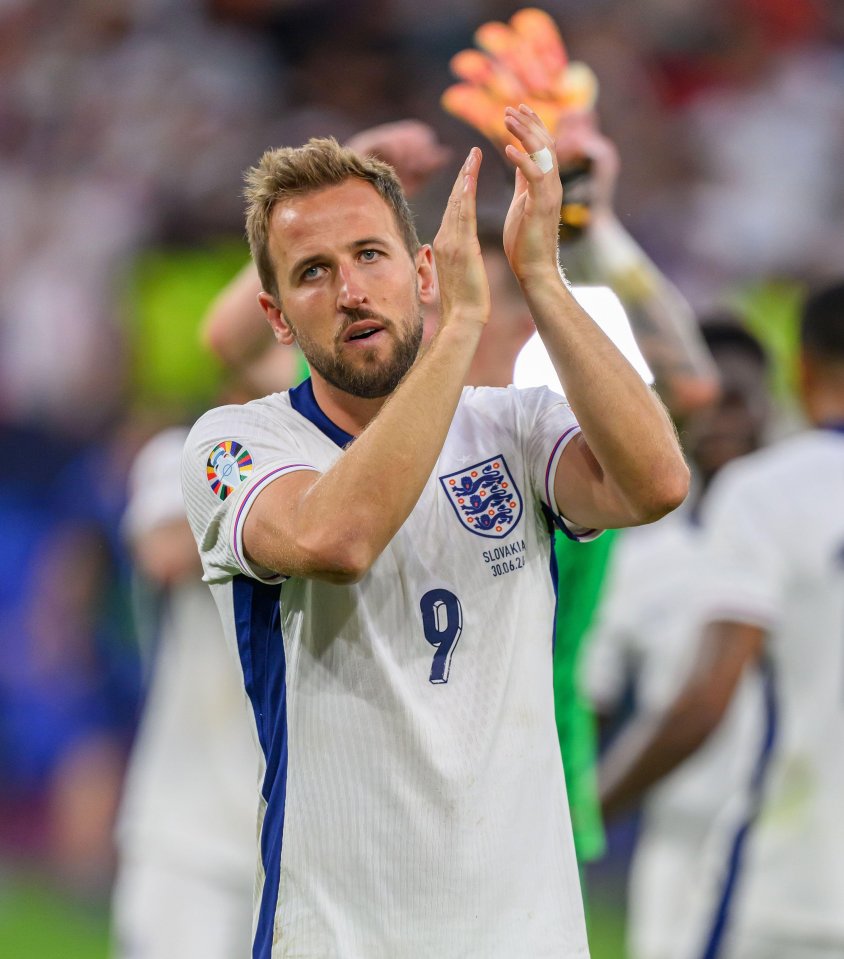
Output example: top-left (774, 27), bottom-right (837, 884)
top-left (207, 440), bottom-right (253, 501)
top-left (439, 454), bottom-right (523, 539)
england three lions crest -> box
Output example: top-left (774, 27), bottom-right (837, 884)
top-left (439, 455), bottom-right (523, 539)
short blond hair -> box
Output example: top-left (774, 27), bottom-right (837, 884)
top-left (244, 137), bottom-right (419, 299)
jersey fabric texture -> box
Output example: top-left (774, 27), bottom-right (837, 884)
top-left (584, 511), bottom-right (765, 959)
top-left (182, 379), bottom-right (597, 959)
top-left (114, 428), bottom-right (257, 959)
top-left (552, 530), bottom-right (616, 864)
top-left (690, 428), bottom-right (844, 956)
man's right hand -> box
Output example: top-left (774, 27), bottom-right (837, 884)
top-left (432, 147), bottom-right (491, 332)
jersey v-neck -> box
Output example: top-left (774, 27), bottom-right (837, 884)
top-left (289, 377), bottom-right (356, 448)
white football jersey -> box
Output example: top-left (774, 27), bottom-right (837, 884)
top-left (584, 510), bottom-right (765, 959)
top-left (691, 428), bottom-right (844, 951)
top-left (182, 379), bottom-right (596, 959)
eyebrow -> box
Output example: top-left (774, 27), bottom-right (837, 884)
top-left (288, 236), bottom-right (390, 280)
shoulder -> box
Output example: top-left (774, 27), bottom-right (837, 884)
top-left (180, 391), bottom-right (316, 510)
top-left (183, 393), bottom-right (298, 463)
top-left (186, 392), bottom-right (293, 444)
top-left (707, 430), bottom-right (833, 510)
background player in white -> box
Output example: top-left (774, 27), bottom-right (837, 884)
top-left (182, 107), bottom-right (688, 958)
top-left (112, 426), bottom-right (258, 959)
top-left (599, 280), bottom-right (844, 959)
top-left (584, 322), bottom-right (770, 959)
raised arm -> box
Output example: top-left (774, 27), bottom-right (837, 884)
top-left (344, 119), bottom-right (451, 197)
top-left (502, 105), bottom-right (689, 531)
top-left (201, 260), bottom-right (272, 369)
top-left (242, 150), bottom-right (490, 583)
top-left (554, 111), bottom-right (719, 418)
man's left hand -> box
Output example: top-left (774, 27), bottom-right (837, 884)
top-left (502, 105), bottom-right (563, 283)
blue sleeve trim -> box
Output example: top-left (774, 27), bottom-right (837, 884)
top-left (232, 576), bottom-right (288, 959)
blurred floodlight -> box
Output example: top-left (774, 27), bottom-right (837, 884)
top-left (513, 285), bottom-right (653, 396)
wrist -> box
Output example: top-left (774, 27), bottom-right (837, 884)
top-left (515, 263), bottom-right (567, 296)
top-left (584, 216), bottom-right (657, 300)
top-left (433, 315), bottom-right (485, 349)
top-left (588, 215), bottom-right (644, 269)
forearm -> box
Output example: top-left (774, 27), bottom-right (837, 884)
top-left (287, 323), bottom-right (483, 579)
top-left (522, 269), bottom-right (688, 522)
top-left (201, 263), bottom-right (269, 367)
top-left (599, 692), bottom-right (721, 820)
top-left (577, 214), bottom-right (719, 415)
top-left (600, 622), bottom-right (763, 818)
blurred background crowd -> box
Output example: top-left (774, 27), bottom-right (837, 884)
top-left (1, 0), bottom-right (843, 955)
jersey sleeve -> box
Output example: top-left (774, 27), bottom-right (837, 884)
top-left (181, 401), bottom-right (320, 585)
top-left (697, 462), bottom-right (786, 629)
top-left (516, 385), bottom-right (602, 542)
top-left (123, 427), bottom-right (191, 542)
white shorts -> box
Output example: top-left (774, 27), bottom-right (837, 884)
top-left (111, 856), bottom-right (253, 959)
top-left (626, 822), bottom-right (713, 959)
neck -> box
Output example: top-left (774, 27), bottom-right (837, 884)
top-left (310, 373), bottom-right (388, 436)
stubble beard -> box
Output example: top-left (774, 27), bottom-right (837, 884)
top-left (285, 306), bottom-right (424, 400)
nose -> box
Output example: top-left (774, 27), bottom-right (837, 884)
top-left (336, 263), bottom-right (366, 310)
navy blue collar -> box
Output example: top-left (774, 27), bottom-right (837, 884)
top-left (288, 378), bottom-right (355, 448)
top-left (820, 421), bottom-right (844, 436)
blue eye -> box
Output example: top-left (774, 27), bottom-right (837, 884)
top-left (302, 265), bottom-right (322, 280)
top-left (360, 249), bottom-right (380, 262)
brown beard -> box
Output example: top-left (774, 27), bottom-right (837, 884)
top-left (285, 307), bottom-right (424, 399)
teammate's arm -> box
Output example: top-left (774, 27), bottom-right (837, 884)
top-left (582, 216), bottom-right (719, 417)
top-left (554, 113), bottom-right (719, 417)
top-left (502, 105), bottom-right (689, 530)
top-left (598, 620), bottom-right (765, 819)
top-left (241, 150), bottom-right (490, 584)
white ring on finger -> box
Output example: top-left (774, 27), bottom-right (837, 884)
top-left (529, 146), bottom-right (554, 174)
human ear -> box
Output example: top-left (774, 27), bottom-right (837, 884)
top-left (415, 245), bottom-right (437, 305)
top-left (258, 291), bottom-right (296, 346)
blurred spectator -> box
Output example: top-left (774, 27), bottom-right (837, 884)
top-left (111, 423), bottom-right (260, 959)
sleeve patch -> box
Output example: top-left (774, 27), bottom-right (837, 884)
top-left (206, 440), bottom-right (253, 500)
